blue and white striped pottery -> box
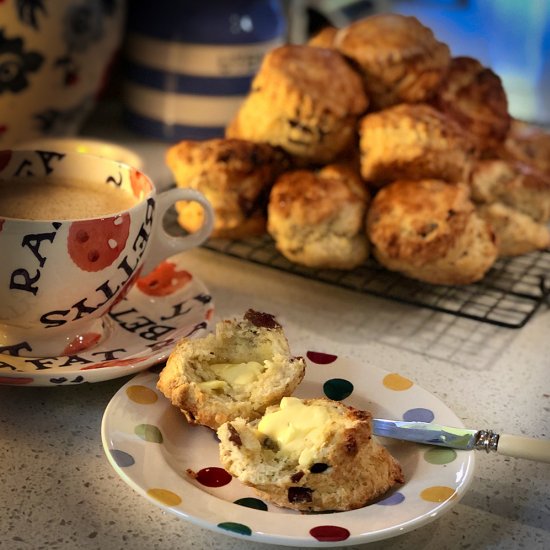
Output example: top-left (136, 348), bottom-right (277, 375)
top-left (123, 0), bottom-right (286, 141)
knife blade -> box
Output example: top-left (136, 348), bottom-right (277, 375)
top-left (372, 419), bottom-right (550, 463)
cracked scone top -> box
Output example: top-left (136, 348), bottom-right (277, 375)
top-left (217, 397), bottom-right (404, 512)
top-left (157, 310), bottom-right (306, 430)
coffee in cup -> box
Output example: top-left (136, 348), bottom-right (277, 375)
top-left (0, 149), bottom-right (214, 358)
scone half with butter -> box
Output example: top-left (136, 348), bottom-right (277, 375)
top-left (218, 397), bottom-right (404, 512)
top-left (157, 310), bottom-right (306, 430)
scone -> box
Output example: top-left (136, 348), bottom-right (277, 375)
top-left (477, 202), bottom-right (550, 257)
top-left (334, 13), bottom-right (450, 109)
top-left (267, 164), bottom-right (370, 269)
top-left (359, 103), bottom-right (475, 188)
top-left (470, 159), bottom-right (550, 223)
top-left (217, 397), bottom-right (404, 512)
top-left (157, 310), bottom-right (306, 430)
top-left (226, 44), bottom-right (368, 165)
top-left (501, 119), bottom-right (550, 177)
top-left (433, 56), bottom-right (510, 152)
top-left (307, 25), bottom-right (338, 48)
top-left (366, 179), bottom-right (498, 285)
top-left (166, 138), bottom-right (289, 239)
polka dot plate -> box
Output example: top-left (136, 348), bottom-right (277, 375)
top-left (101, 352), bottom-right (475, 547)
top-left (0, 257), bottom-right (213, 386)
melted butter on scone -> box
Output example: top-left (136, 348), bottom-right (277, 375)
top-left (257, 397), bottom-right (339, 467)
top-left (206, 361), bottom-right (266, 387)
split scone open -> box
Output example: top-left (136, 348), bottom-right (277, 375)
top-left (217, 397), bottom-right (404, 512)
top-left (157, 310), bottom-right (306, 430)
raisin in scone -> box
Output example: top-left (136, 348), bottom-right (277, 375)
top-left (157, 310), bottom-right (306, 430)
top-left (218, 397), bottom-right (404, 512)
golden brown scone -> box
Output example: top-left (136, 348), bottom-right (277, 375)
top-left (307, 25), bottom-right (338, 48)
top-left (501, 119), bottom-right (550, 177)
top-left (217, 397), bottom-right (404, 512)
top-left (366, 179), bottom-right (498, 285)
top-left (477, 202), bottom-right (550, 257)
top-left (166, 138), bottom-right (289, 238)
top-left (267, 164), bottom-right (370, 269)
top-left (359, 103), bottom-right (476, 188)
top-left (470, 159), bottom-right (550, 223)
top-left (433, 56), bottom-right (510, 152)
top-left (226, 44), bottom-right (368, 165)
top-left (334, 13), bottom-right (450, 109)
top-left (157, 310), bottom-right (306, 430)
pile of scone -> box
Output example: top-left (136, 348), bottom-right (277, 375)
top-left (166, 13), bottom-right (550, 286)
top-left (158, 310), bottom-right (404, 512)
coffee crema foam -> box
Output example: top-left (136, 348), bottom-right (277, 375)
top-left (0, 177), bottom-right (137, 220)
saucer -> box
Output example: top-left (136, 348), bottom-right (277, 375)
top-left (0, 256), bottom-right (214, 386)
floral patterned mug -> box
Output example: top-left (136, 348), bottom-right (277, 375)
top-left (0, 149), bottom-right (214, 358)
top-left (0, 0), bottom-right (126, 147)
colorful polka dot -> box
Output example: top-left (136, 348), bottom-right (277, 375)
top-left (195, 467), bottom-right (232, 488)
top-left (110, 449), bottom-right (135, 467)
top-left (376, 491), bottom-right (405, 505)
top-left (424, 448), bottom-right (457, 465)
top-left (234, 497), bottom-right (268, 511)
top-left (403, 407), bottom-right (434, 423)
top-left (126, 384), bottom-right (158, 404)
top-left (383, 373), bottom-right (413, 391)
top-left (135, 424), bottom-right (163, 443)
top-left (147, 488), bottom-right (182, 506)
top-left (310, 525), bottom-right (350, 542)
top-left (306, 351), bottom-right (338, 364)
top-left (420, 486), bottom-right (456, 503)
top-left (323, 378), bottom-right (354, 400)
top-left (218, 522), bottom-right (252, 536)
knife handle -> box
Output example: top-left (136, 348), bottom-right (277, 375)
top-left (497, 434), bottom-right (550, 463)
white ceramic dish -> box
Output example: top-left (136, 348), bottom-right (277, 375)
top-left (15, 137), bottom-right (144, 169)
top-left (101, 354), bottom-right (475, 547)
top-left (0, 256), bottom-right (213, 386)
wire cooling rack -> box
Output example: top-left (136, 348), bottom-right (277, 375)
top-left (203, 235), bottom-right (550, 329)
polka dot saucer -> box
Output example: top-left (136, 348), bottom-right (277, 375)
top-left (101, 352), bottom-right (475, 547)
top-left (0, 257), bottom-right (213, 386)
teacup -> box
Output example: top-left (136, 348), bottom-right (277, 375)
top-left (0, 149), bottom-right (213, 358)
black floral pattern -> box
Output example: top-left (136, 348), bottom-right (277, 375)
top-left (63, 0), bottom-right (104, 53)
top-left (15, 0), bottom-right (47, 30)
top-left (34, 96), bottom-right (94, 134)
top-left (0, 29), bottom-right (44, 94)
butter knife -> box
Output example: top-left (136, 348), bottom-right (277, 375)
top-left (373, 419), bottom-right (550, 463)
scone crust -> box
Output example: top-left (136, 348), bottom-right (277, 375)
top-left (359, 103), bottom-right (475, 187)
top-left (433, 56), bottom-right (510, 151)
top-left (367, 179), bottom-right (497, 285)
top-left (157, 311), bottom-right (306, 430)
top-left (501, 119), bottom-right (550, 177)
top-left (218, 398), bottom-right (404, 512)
top-left (267, 164), bottom-right (370, 269)
top-left (477, 202), bottom-right (550, 257)
top-left (335, 13), bottom-right (450, 108)
top-left (166, 138), bottom-right (288, 238)
top-left (226, 44), bottom-right (368, 164)
top-left (470, 159), bottom-right (550, 223)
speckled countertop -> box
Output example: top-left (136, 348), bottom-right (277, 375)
top-left (2, 116), bottom-right (550, 549)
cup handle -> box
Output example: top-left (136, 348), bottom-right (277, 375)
top-left (140, 187), bottom-right (214, 274)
